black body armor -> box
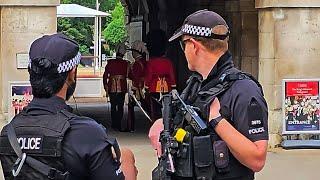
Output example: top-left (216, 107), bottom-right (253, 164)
top-left (180, 68), bottom-right (262, 179)
top-left (153, 66), bottom-right (263, 180)
top-left (152, 51), bottom-right (265, 180)
top-left (0, 108), bottom-right (75, 180)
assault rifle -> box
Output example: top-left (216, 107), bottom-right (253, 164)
top-left (152, 94), bottom-right (177, 180)
top-left (152, 92), bottom-right (209, 180)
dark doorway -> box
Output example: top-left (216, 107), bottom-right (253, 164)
top-left (124, 0), bottom-right (259, 91)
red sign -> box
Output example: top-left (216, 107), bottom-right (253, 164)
top-left (286, 81), bottom-right (319, 96)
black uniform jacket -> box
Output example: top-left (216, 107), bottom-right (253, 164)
top-left (26, 96), bottom-right (125, 180)
top-left (195, 52), bottom-right (269, 179)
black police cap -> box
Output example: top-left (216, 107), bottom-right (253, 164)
top-left (169, 10), bottom-right (230, 42)
top-left (29, 33), bottom-right (81, 73)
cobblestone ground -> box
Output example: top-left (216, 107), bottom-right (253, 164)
top-left (1, 103), bottom-right (319, 180)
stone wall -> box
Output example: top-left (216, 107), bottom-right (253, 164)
top-left (0, 0), bottom-right (59, 6)
top-left (0, 7), bottom-right (3, 126)
top-left (0, 2), bottom-right (57, 125)
top-left (257, 2), bottom-right (320, 147)
top-left (239, 0), bottom-right (259, 78)
top-left (256, 0), bottom-right (320, 8)
top-left (225, 0), bottom-right (259, 78)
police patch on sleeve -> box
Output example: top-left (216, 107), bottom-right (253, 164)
top-left (115, 167), bottom-right (123, 176)
top-left (247, 98), bottom-right (265, 135)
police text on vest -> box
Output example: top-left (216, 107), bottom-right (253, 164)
top-left (17, 137), bottom-right (42, 150)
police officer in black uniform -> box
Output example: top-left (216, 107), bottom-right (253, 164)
top-left (166, 10), bottom-right (269, 179)
top-left (0, 34), bottom-right (137, 180)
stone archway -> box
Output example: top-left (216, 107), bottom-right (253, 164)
top-left (121, 0), bottom-right (259, 92)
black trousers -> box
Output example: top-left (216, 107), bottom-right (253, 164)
top-left (149, 93), bottom-right (163, 121)
top-left (109, 92), bottom-right (125, 130)
top-left (126, 99), bottom-right (135, 131)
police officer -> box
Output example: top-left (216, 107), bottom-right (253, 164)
top-left (0, 34), bottom-right (137, 180)
top-left (150, 10), bottom-right (268, 179)
top-left (103, 43), bottom-right (130, 131)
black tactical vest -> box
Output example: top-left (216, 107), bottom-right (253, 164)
top-left (0, 108), bottom-right (75, 180)
top-left (183, 68), bottom-right (263, 124)
top-left (180, 68), bottom-right (263, 179)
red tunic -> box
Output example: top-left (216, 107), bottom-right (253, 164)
top-left (128, 57), bottom-right (147, 88)
top-left (145, 57), bottom-right (176, 93)
top-left (103, 58), bottom-right (129, 93)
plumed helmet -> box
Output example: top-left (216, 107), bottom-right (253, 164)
top-left (131, 40), bottom-right (148, 54)
top-left (146, 29), bottom-right (167, 57)
top-left (115, 43), bottom-right (128, 57)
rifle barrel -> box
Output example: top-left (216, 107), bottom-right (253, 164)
top-left (162, 95), bottom-right (172, 131)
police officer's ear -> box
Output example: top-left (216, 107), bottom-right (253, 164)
top-left (190, 39), bottom-right (205, 55)
top-left (67, 67), bottom-right (77, 84)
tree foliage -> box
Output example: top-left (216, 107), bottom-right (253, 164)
top-left (103, 1), bottom-right (127, 49)
top-left (58, 18), bottom-right (93, 55)
top-left (58, 0), bottom-right (121, 55)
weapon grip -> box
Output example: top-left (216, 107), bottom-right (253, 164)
top-left (162, 95), bottom-right (172, 131)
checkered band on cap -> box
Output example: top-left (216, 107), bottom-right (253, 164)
top-left (182, 24), bottom-right (212, 37)
top-left (57, 52), bottom-right (81, 73)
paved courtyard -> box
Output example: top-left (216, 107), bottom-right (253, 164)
top-left (78, 102), bottom-right (320, 180)
top-left (0, 102), bottom-right (319, 180)
top-left (115, 131), bottom-right (320, 180)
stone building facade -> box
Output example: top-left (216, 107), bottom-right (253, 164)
top-left (257, 0), bottom-right (320, 147)
top-left (0, 1), bottom-right (58, 127)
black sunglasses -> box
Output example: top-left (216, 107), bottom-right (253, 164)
top-left (179, 38), bottom-right (192, 51)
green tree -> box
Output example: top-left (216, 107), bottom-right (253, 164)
top-left (101, 0), bottom-right (118, 12)
top-left (103, 1), bottom-right (127, 49)
top-left (58, 18), bottom-right (93, 55)
top-left (58, 0), bottom-right (119, 54)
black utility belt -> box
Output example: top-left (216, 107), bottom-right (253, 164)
top-left (170, 134), bottom-right (230, 180)
top-left (194, 135), bottom-right (230, 177)
top-left (189, 135), bottom-right (230, 179)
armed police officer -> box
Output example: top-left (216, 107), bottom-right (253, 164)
top-left (0, 34), bottom-right (137, 180)
top-left (150, 10), bottom-right (268, 180)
